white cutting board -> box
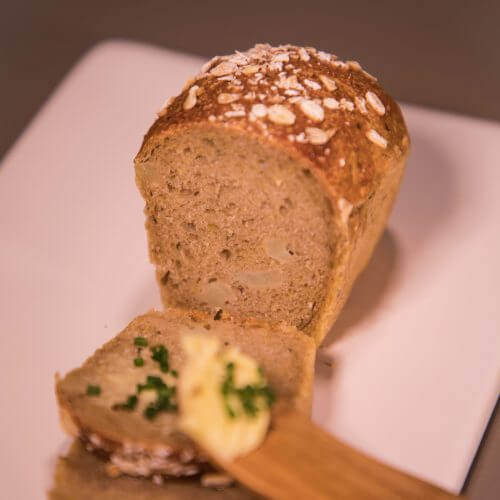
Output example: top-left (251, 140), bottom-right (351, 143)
top-left (0, 40), bottom-right (498, 498)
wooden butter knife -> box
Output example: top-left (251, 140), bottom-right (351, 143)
top-left (210, 412), bottom-right (464, 499)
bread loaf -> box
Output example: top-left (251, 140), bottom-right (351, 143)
top-left (56, 308), bottom-right (315, 479)
top-left (135, 44), bottom-right (409, 344)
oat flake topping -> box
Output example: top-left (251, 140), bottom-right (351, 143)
top-left (158, 44), bottom-right (396, 161)
top-left (299, 99), bottom-right (324, 122)
top-left (183, 85), bottom-right (199, 110)
top-left (366, 90), bottom-right (386, 115)
top-left (268, 104), bottom-right (296, 125)
top-left (366, 128), bottom-right (388, 148)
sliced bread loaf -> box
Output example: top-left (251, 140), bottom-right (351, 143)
top-left (135, 44), bottom-right (409, 344)
top-left (56, 308), bottom-right (315, 479)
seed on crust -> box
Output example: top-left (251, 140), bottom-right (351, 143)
top-left (251, 103), bottom-right (268, 118)
top-left (229, 51), bottom-right (249, 65)
top-left (366, 129), bottom-right (388, 148)
top-left (316, 51), bottom-right (332, 63)
top-left (319, 75), bottom-right (337, 91)
top-left (366, 91), bottom-right (386, 115)
top-left (340, 98), bottom-right (354, 111)
top-left (201, 56), bottom-right (220, 73)
top-left (242, 64), bottom-right (260, 75)
top-left (273, 53), bottom-right (290, 63)
top-left (298, 99), bottom-right (324, 122)
top-left (355, 96), bottom-right (368, 114)
top-left (210, 61), bottom-right (237, 76)
top-left (298, 47), bottom-right (310, 62)
top-left (217, 93), bottom-right (241, 104)
top-left (306, 127), bottom-right (336, 145)
top-left (303, 79), bottom-right (321, 90)
top-left (268, 104), bottom-right (296, 125)
top-left (323, 97), bottom-right (339, 110)
top-left (224, 110), bottom-right (246, 118)
top-left (347, 60), bottom-right (362, 71)
top-left (183, 85), bottom-right (199, 110)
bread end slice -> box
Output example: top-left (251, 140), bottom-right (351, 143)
top-left (56, 308), bottom-right (315, 479)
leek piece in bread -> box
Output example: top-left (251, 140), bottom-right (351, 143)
top-left (55, 308), bottom-right (315, 479)
top-left (135, 43), bottom-right (409, 344)
top-left (49, 440), bottom-right (258, 499)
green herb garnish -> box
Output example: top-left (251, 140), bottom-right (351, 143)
top-left (150, 344), bottom-right (169, 372)
top-left (112, 395), bottom-right (138, 411)
top-left (111, 343), bottom-right (178, 419)
top-left (86, 384), bottom-right (101, 396)
top-left (137, 374), bottom-right (177, 419)
top-left (170, 369), bottom-right (178, 378)
top-left (221, 362), bottom-right (235, 396)
top-left (220, 362), bottom-right (276, 418)
top-left (137, 375), bottom-right (166, 392)
top-left (134, 336), bottom-right (148, 347)
top-left (144, 385), bottom-right (178, 420)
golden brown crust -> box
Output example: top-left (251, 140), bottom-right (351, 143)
top-left (136, 44), bottom-right (409, 205)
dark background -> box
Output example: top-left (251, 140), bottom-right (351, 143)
top-left (2, 0), bottom-right (500, 160)
top-left (1, 1), bottom-right (498, 498)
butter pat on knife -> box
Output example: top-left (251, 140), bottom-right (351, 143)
top-left (177, 334), bottom-right (275, 463)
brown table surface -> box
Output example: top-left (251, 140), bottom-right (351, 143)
top-left (1, 1), bottom-right (498, 498)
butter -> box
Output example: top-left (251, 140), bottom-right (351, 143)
top-left (177, 335), bottom-right (273, 462)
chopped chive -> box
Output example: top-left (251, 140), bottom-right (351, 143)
top-left (111, 369), bottom-right (179, 420)
top-left (144, 397), bottom-right (178, 420)
top-left (144, 405), bottom-right (158, 420)
top-left (86, 384), bottom-right (101, 396)
top-left (150, 344), bottom-right (169, 372)
top-left (134, 336), bottom-right (148, 347)
top-left (134, 357), bottom-right (144, 367)
top-left (137, 375), bottom-right (166, 393)
top-left (170, 369), bottom-right (178, 378)
top-left (112, 395), bottom-right (138, 411)
top-left (141, 377), bottom-right (178, 420)
top-left (220, 362), bottom-right (276, 418)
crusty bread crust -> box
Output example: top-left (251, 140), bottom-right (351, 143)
top-left (135, 44), bottom-right (410, 344)
top-left (136, 44), bottom-right (409, 206)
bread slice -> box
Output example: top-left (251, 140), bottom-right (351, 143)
top-left (56, 308), bottom-right (315, 479)
top-left (135, 44), bottom-right (409, 344)
top-left (49, 440), bottom-right (258, 499)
